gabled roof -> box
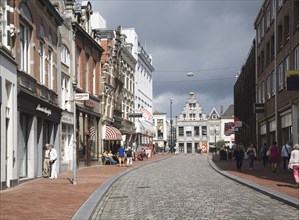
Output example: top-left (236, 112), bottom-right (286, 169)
top-left (208, 107), bottom-right (220, 119)
top-left (221, 105), bottom-right (234, 119)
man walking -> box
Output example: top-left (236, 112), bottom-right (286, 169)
top-left (49, 144), bottom-right (58, 179)
top-left (43, 144), bottom-right (51, 177)
top-left (281, 142), bottom-right (292, 169)
top-left (118, 145), bottom-right (125, 167)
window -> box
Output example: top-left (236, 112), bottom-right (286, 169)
top-left (261, 82), bottom-right (265, 103)
top-left (85, 54), bottom-right (89, 91)
top-left (284, 16), bottom-right (289, 41)
top-left (183, 114), bottom-right (186, 119)
top-left (61, 45), bottom-right (70, 66)
top-left (20, 24), bottom-right (31, 73)
top-left (278, 24), bottom-right (283, 49)
top-left (271, 35), bottom-right (275, 60)
top-left (295, 45), bottom-right (299, 70)
top-left (266, 6), bottom-right (271, 28)
top-left (267, 76), bottom-right (271, 99)
top-left (278, 63), bottom-right (284, 90)
top-left (93, 60), bottom-right (96, 94)
top-left (261, 50), bottom-right (265, 72)
top-left (186, 131), bottom-right (192, 137)
top-left (271, 71), bottom-right (276, 96)
top-left (40, 42), bottom-right (45, 85)
top-left (76, 47), bottom-right (81, 87)
top-left (202, 126), bottom-right (207, 136)
top-left (295, 1), bottom-right (299, 29)
top-left (179, 127), bottom-right (184, 136)
top-left (257, 24), bottom-right (261, 44)
top-left (258, 85), bottom-right (261, 103)
top-left (48, 48), bottom-right (53, 89)
top-left (194, 126), bottom-right (199, 136)
top-left (266, 42), bottom-right (270, 64)
top-left (260, 17), bottom-right (265, 39)
top-left (61, 74), bottom-right (70, 111)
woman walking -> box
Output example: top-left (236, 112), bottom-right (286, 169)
top-left (269, 141), bottom-right (279, 173)
top-left (246, 144), bottom-right (256, 171)
top-left (288, 144), bottom-right (299, 188)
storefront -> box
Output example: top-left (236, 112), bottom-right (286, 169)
top-left (103, 124), bottom-right (122, 154)
top-left (17, 91), bottom-right (62, 182)
top-left (77, 98), bottom-right (101, 167)
top-left (135, 119), bottom-right (155, 152)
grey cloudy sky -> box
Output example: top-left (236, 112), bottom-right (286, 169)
top-left (90, 0), bottom-right (263, 118)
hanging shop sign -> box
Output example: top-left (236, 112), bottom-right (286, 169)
top-left (75, 93), bottom-right (90, 101)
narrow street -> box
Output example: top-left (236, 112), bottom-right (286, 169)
top-left (92, 155), bottom-right (299, 220)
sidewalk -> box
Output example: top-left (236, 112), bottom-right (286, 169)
top-left (0, 154), bottom-right (171, 220)
top-left (0, 154), bottom-right (298, 220)
top-left (210, 154), bottom-right (299, 207)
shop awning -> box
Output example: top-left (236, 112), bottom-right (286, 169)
top-left (105, 126), bottom-right (122, 140)
top-left (135, 120), bottom-right (156, 136)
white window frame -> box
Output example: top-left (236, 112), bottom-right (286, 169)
top-left (85, 54), bottom-right (89, 92)
top-left (266, 6), bottom-right (271, 28)
top-left (48, 48), bottom-right (53, 89)
top-left (61, 73), bottom-right (70, 111)
top-left (284, 56), bottom-right (289, 88)
top-left (271, 0), bottom-right (276, 20)
top-left (61, 45), bottom-right (70, 67)
top-left (20, 24), bottom-right (31, 73)
top-left (261, 17), bottom-right (265, 39)
top-left (93, 60), bottom-right (96, 95)
top-left (40, 41), bottom-right (45, 85)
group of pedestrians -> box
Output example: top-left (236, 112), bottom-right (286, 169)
top-left (232, 142), bottom-right (299, 188)
top-left (103, 146), bottom-right (134, 167)
top-left (43, 143), bottom-right (58, 179)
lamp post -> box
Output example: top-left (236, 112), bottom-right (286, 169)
top-left (72, 81), bottom-right (77, 185)
top-left (170, 98), bottom-right (174, 153)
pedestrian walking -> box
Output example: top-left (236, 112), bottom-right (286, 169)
top-left (49, 144), bottom-right (58, 179)
top-left (246, 144), bottom-right (256, 171)
top-left (233, 144), bottom-right (244, 170)
top-left (269, 141), bottom-right (279, 173)
top-left (288, 144), bottom-right (299, 188)
top-left (259, 143), bottom-right (268, 167)
top-left (281, 142), bottom-right (292, 170)
top-left (43, 144), bottom-right (51, 177)
top-left (126, 147), bottom-right (133, 167)
top-left (118, 145), bottom-right (125, 167)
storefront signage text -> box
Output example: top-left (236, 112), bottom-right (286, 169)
top-left (36, 104), bottom-right (52, 116)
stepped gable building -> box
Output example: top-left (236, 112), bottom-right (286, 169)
top-left (207, 107), bottom-right (221, 150)
top-left (254, 0), bottom-right (299, 147)
top-left (176, 92), bottom-right (208, 154)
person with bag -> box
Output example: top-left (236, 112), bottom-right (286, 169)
top-left (246, 144), bottom-right (257, 171)
top-left (43, 144), bottom-right (51, 177)
top-left (288, 144), bottom-right (299, 188)
top-left (281, 142), bottom-right (292, 170)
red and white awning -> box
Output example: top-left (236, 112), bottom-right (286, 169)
top-left (105, 126), bottom-right (122, 140)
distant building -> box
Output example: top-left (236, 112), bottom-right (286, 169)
top-left (219, 105), bottom-right (235, 149)
top-left (152, 111), bottom-right (168, 149)
top-left (176, 92), bottom-right (208, 153)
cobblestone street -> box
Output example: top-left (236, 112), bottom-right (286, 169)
top-left (92, 155), bottom-right (299, 220)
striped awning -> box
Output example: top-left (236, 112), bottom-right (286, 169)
top-left (105, 126), bottom-right (122, 140)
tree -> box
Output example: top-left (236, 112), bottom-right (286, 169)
top-left (215, 140), bottom-right (226, 149)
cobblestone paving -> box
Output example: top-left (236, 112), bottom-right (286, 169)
top-left (91, 155), bottom-right (299, 220)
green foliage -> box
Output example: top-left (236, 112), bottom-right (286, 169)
top-left (216, 140), bottom-right (226, 149)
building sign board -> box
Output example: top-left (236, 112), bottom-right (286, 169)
top-left (128, 113), bottom-right (143, 118)
top-left (75, 93), bottom-right (90, 101)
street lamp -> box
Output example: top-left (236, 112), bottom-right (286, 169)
top-left (170, 98), bottom-right (174, 152)
top-left (72, 80), bottom-right (77, 185)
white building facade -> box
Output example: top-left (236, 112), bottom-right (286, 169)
top-left (176, 92), bottom-right (208, 153)
top-left (122, 28), bottom-right (155, 150)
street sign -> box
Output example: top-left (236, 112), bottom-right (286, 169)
top-left (75, 93), bottom-right (90, 101)
top-left (128, 113), bottom-right (143, 118)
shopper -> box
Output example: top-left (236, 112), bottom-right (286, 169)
top-left (246, 144), bottom-right (256, 171)
top-left (269, 141), bottom-right (279, 173)
top-left (259, 143), bottom-right (268, 167)
top-left (118, 146), bottom-right (125, 167)
top-left (43, 144), bottom-right (51, 177)
top-left (288, 144), bottom-right (299, 188)
top-left (126, 147), bottom-right (133, 167)
top-left (281, 142), bottom-right (292, 170)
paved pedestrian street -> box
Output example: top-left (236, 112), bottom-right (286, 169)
top-left (91, 155), bottom-right (299, 220)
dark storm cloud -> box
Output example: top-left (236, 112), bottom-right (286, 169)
top-left (90, 0), bottom-right (263, 117)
